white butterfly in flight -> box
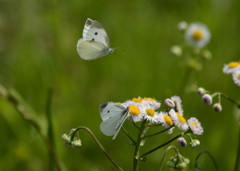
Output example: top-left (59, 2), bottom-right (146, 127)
top-left (77, 18), bottom-right (114, 60)
top-left (99, 102), bottom-right (129, 140)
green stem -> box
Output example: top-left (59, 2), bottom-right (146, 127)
top-left (132, 122), bottom-right (140, 130)
top-left (133, 120), bottom-right (148, 171)
top-left (46, 88), bottom-right (56, 171)
top-left (179, 66), bottom-right (192, 96)
top-left (159, 146), bottom-right (179, 171)
top-left (144, 123), bottom-right (162, 127)
top-left (139, 131), bottom-right (188, 159)
top-left (122, 127), bottom-right (136, 145)
top-left (234, 122), bottom-right (240, 171)
top-left (72, 126), bottom-right (123, 171)
top-left (142, 126), bottom-right (174, 139)
top-left (220, 93), bottom-right (240, 109)
top-left (216, 92), bottom-right (240, 170)
top-left (194, 150), bottom-right (218, 171)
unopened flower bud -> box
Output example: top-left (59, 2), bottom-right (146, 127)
top-left (177, 21), bottom-right (188, 31)
top-left (190, 139), bottom-right (200, 148)
top-left (213, 103), bottom-right (222, 112)
top-left (167, 154), bottom-right (190, 169)
top-left (165, 98), bottom-right (175, 108)
top-left (177, 137), bottom-right (187, 147)
top-left (170, 45), bottom-right (182, 57)
top-left (62, 134), bottom-right (70, 142)
top-left (202, 94), bottom-right (212, 105)
top-left (197, 87), bottom-right (206, 96)
top-left (62, 128), bottom-right (82, 148)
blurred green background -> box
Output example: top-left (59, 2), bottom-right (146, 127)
top-left (0, 0), bottom-right (240, 170)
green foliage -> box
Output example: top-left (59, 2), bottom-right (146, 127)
top-left (0, 0), bottom-right (239, 170)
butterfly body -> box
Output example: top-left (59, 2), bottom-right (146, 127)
top-left (77, 18), bottom-right (113, 60)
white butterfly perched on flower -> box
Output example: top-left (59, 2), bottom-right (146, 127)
top-left (77, 18), bottom-right (114, 60)
top-left (99, 102), bottom-right (129, 140)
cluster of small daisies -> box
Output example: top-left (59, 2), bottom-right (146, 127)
top-left (223, 61), bottom-right (240, 86)
top-left (120, 96), bottom-right (203, 135)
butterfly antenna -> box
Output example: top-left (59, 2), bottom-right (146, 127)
top-left (113, 47), bottom-right (125, 53)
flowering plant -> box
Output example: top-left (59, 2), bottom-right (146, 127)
top-left (62, 96), bottom-right (207, 170)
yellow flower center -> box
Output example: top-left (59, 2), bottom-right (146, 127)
top-left (143, 97), bottom-right (156, 101)
top-left (191, 122), bottom-right (199, 128)
top-left (146, 108), bottom-right (155, 117)
top-left (164, 115), bottom-right (173, 126)
top-left (238, 73), bottom-right (240, 80)
top-left (228, 62), bottom-right (240, 68)
top-left (192, 29), bottom-right (203, 41)
top-left (132, 97), bottom-right (143, 103)
top-left (176, 113), bottom-right (186, 123)
top-left (129, 105), bottom-right (140, 116)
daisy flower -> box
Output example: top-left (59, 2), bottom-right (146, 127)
top-left (121, 100), bottom-right (138, 108)
top-left (132, 97), bottom-right (144, 103)
top-left (223, 61), bottom-right (240, 74)
top-left (187, 117), bottom-right (203, 135)
top-left (185, 23), bottom-right (211, 48)
top-left (156, 112), bottom-right (174, 128)
top-left (142, 97), bottom-right (161, 110)
top-left (122, 97), bottom-right (146, 109)
top-left (232, 69), bottom-right (240, 86)
top-left (169, 109), bottom-right (189, 131)
top-left (141, 103), bottom-right (159, 123)
top-left (171, 96), bottom-right (184, 114)
top-left (122, 98), bottom-right (146, 122)
top-left (127, 105), bottom-right (143, 122)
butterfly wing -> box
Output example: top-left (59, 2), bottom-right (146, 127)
top-left (83, 18), bottom-right (110, 48)
top-left (99, 102), bottom-right (129, 140)
top-left (100, 109), bottom-right (129, 140)
top-left (99, 102), bottom-right (126, 121)
top-left (112, 111), bottom-right (129, 140)
top-left (77, 38), bottom-right (109, 60)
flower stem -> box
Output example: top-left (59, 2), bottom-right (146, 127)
top-left (142, 126), bottom-right (174, 139)
top-left (46, 88), bottom-right (58, 171)
top-left (144, 123), bottom-right (162, 127)
top-left (220, 93), bottom-right (240, 109)
top-left (71, 126), bottom-right (123, 171)
top-left (193, 150), bottom-right (218, 171)
top-left (139, 131), bottom-right (188, 159)
top-left (179, 66), bottom-right (192, 96)
top-left (132, 122), bottom-right (140, 130)
top-left (159, 145), bottom-right (179, 171)
top-left (216, 92), bottom-right (240, 170)
top-left (122, 126), bottom-right (136, 145)
top-left (234, 121), bottom-right (240, 171)
top-left (133, 120), bottom-right (148, 171)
